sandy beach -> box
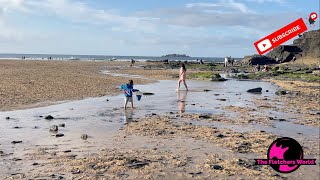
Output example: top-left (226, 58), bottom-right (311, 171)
top-left (0, 60), bottom-right (319, 179)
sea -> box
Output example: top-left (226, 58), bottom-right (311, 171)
top-left (0, 53), bottom-right (241, 63)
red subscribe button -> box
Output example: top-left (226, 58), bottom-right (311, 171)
top-left (254, 18), bottom-right (308, 55)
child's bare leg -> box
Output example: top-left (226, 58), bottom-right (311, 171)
top-left (131, 100), bottom-right (134, 108)
top-left (177, 80), bottom-right (182, 90)
top-left (124, 98), bottom-right (128, 109)
top-left (183, 80), bottom-right (188, 91)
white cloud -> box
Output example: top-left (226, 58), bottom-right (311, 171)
top-left (246, 0), bottom-right (285, 3)
top-left (23, 0), bottom-right (158, 33)
top-left (186, 0), bottom-right (251, 13)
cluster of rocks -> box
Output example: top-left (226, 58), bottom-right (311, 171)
top-left (243, 29), bottom-right (320, 65)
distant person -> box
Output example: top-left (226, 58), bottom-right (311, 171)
top-left (200, 59), bottom-right (204, 64)
top-left (253, 64), bottom-right (260, 72)
top-left (176, 63), bottom-right (188, 91)
top-left (130, 59), bottom-right (135, 67)
top-left (224, 56), bottom-right (229, 67)
top-left (224, 56), bottom-right (233, 67)
top-left (120, 80), bottom-right (139, 110)
top-left (262, 65), bottom-right (269, 72)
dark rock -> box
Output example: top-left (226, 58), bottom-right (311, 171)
top-left (55, 133), bottom-right (64, 137)
top-left (11, 141), bottom-right (22, 144)
top-left (81, 134), bottom-right (88, 140)
top-left (58, 123), bottom-right (65, 128)
top-left (13, 126), bottom-right (22, 129)
top-left (242, 55), bottom-right (276, 65)
top-left (238, 159), bottom-right (261, 171)
top-left (126, 160), bottom-right (149, 169)
top-left (106, 99), bottom-right (109, 101)
top-left (247, 87), bottom-right (262, 93)
top-left (5, 117), bottom-right (10, 120)
top-left (169, 112), bottom-right (174, 114)
top-left (234, 142), bottom-right (252, 153)
top-left (216, 134), bottom-right (224, 138)
top-left (211, 74), bottom-right (227, 81)
top-left (143, 92), bottom-right (155, 95)
top-left (203, 89), bottom-right (211, 92)
top-left (191, 104), bottom-right (196, 106)
top-left (50, 125), bottom-right (59, 132)
top-left (211, 165), bottom-right (224, 170)
top-left (267, 45), bottom-right (301, 62)
top-left (234, 74), bottom-right (249, 79)
top-left (266, 90), bottom-right (269, 92)
top-left (32, 163), bottom-right (39, 166)
top-left (71, 169), bottom-right (81, 174)
top-left (293, 29), bottom-right (320, 58)
top-left (217, 98), bottom-right (227, 101)
top-left (152, 113), bottom-right (157, 116)
top-left (45, 115), bottom-right (54, 120)
top-left (12, 158), bottom-right (22, 161)
top-left (199, 114), bottom-right (211, 119)
top-left (64, 150), bottom-right (72, 153)
top-left (214, 94), bottom-right (220, 96)
top-left (275, 89), bottom-right (287, 95)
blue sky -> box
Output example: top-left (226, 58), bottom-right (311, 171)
top-left (0, 0), bottom-right (318, 57)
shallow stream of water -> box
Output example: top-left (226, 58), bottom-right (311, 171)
top-left (0, 78), bottom-right (319, 170)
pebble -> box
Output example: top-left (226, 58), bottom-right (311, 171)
top-left (81, 134), bottom-right (88, 140)
top-left (199, 115), bottom-right (211, 119)
top-left (211, 165), bottom-right (224, 170)
top-left (11, 141), bottom-right (23, 144)
top-left (45, 115), bottom-right (54, 120)
top-left (5, 117), bottom-right (10, 120)
top-left (50, 125), bottom-right (59, 132)
top-left (64, 150), bottom-right (72, 153)
top-left (55, 133), bottom-right (64, 137)
top-left (217, 99), bottom-right (227, 101)
top-left (71, 169), bottom-right (81, 174)
top-left (216, 134), bottom-right (224, 138)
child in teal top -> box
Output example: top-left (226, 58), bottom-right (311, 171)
top-left (120, 80), bottom-right (139, 109)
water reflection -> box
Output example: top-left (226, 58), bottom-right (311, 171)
top-left (124, 109), bottom-right (134, 123)
top-left (177, 91), bottom-right (188, 114)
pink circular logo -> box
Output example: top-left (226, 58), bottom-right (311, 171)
top-left (267, 137), bottom-right (303, 173)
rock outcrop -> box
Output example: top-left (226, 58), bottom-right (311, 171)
top-left (266, 29), bottom-right (320, 62)
top-left (242, 55), bottom-right (276, 65)
top-left (293, 29), bottom-right (320, 58)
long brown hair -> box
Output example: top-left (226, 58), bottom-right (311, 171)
top-left (181, 63), bottom-right (186, 71)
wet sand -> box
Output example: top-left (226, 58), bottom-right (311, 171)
top-left (0, 60), bottom-right (152, 111)
top-left (0, 60), bottom-right (319, 179)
